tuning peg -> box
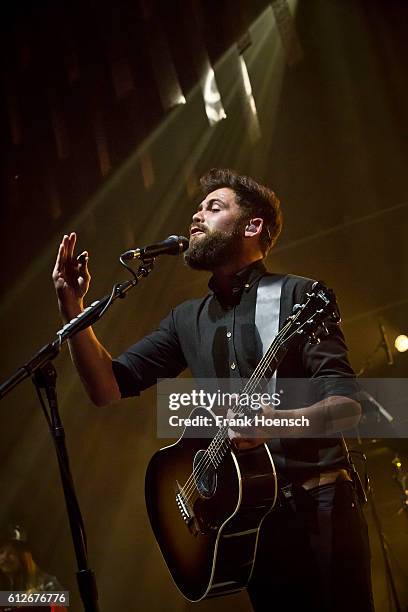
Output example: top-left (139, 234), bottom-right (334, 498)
top-left (321, 322), bottom-right (329, 335)
top-left (331, 310), bottom-right (341, 323)
top-left (292, 303), bottom-right (303, 313)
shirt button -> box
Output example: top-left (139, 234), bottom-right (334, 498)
top-left (231, 362), bottom-right (236, 370)
top-left (226, 331), bottom-right (232, 338)
top-left (245, 283), bottom-right (250, 288)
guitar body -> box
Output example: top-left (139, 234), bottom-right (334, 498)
top-left (145, 407), bottom-right (277, 601)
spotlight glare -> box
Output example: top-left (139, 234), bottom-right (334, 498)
top-left (395, 335), bottom-right (408, 353)
top-left (203, 67), bottom-right (227, 125)
top-left (238, 55), bottom-right (260, 142)
top-left (239, 56), bottom-right (253, 96)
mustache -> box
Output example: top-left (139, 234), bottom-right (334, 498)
top-left (190, 223), bottom-right (207, 233)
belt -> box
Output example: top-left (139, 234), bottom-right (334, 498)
top-left (296, 468), bottom-right (352, 491)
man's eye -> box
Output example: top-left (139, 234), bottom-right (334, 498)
top-left (211, 207), bottom-right (220, 212)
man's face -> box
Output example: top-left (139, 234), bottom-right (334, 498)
top-left (0, 544), bottom-right (20, 574)
top-left (184, 187), bottom-right (247, 270)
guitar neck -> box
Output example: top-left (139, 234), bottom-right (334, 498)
top-left (207, 282), bottom-right (339, 457)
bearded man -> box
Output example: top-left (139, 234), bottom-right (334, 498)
top-left (53, 168), bottom-right (373, 611)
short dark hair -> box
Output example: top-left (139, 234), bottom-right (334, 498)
top-left (199, 168), bottom-right (282, 254)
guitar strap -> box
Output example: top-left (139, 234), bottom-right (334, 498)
top-left (255, 275), bottom-right (364, 503)
top-left (255, 274), bottom-right (284, 395)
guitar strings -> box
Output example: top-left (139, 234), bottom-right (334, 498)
top-left (181, 288), bottom-right (331, 504)
top-left (179, 314), bottom-right (303, 502)
top-left (180, 319), bottom-right (300, 502)
top-left (180, 315), bottom-right (302, 501)
top-left (182, 290), bottom-right (331, 503)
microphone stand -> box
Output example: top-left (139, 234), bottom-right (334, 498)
top-left (0, 258), bottom-right (155, 612)
top-left (356, 321), bottom-right (393, 377)
top-left (355, 345), bottom-right (403, 612)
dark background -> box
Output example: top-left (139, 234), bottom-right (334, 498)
top-left (1, 1), bottom-right (407, 610)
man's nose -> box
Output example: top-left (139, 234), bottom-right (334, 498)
top-left (192, 209), bottom-right (204, 224)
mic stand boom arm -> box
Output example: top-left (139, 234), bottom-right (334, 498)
top-left (0, 258), bottom-right (154, 612)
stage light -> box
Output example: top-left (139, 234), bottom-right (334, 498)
top-left (238, 55), bottom-right (260, 142)
top-left (239, 56), bottom-right (253, 97)
top-left (395, 335), bottom-right (408, 353)
top-left (203, 67), bottom-right (226, 126)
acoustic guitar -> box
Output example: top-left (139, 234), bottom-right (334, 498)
top-left (145, 282), bottom-right (339, 601)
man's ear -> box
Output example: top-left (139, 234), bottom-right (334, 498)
top-left (244, 218), bottom-right (263, 237)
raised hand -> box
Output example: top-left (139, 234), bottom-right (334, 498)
top-left (52, 232), bottom-right (91, 321)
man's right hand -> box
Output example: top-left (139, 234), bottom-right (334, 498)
top-left (52, 232), bottom-right (91, 322)
top-left (51, 232), bottom-right (121, 406)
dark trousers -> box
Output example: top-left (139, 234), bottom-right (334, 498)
top-left (247, 480), bottom-right (374, 612)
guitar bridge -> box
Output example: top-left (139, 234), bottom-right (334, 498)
top-left (175, 482), bottom-right (200, 536)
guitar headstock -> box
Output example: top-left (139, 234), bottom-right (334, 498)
top-left (283, 281), bottom-right (340, 347)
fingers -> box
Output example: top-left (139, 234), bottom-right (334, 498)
top-left (55, 233), bottom-right (77, 266)
top-left (66, 232), bottom-right (76, 262)
top-left (77, 250), bottom-right (91, 279)
top-left (53, 233), bottom-right (82, 281)
top-left (53, 242), bottom-right (64, 276)
top-left (227, 409), bottom-right (268, 450)
top-left (77, 250), bottom-right (88, 263)
top-left (226, 409), bottom-right (251, 434)
top-left (228, 427), bottom-right (246, 447)
top-left (229, 431), bottom-right (264, 451)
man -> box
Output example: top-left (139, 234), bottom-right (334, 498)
top-left (53, 168), bottom-right (373, 611)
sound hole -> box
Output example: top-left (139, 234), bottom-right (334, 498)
top-left (193, 450), bottom-right (217, 499)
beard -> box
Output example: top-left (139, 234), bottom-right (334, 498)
top-left (184, 219), bottom-right (246, 271)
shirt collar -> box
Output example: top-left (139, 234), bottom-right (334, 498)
top-left (208, 259), bottom-right (267, 297)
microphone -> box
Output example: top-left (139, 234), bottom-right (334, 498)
top-left (120, 235), bottom-right (189, 261)
top-left (378, 321), bottom-right (394, 366)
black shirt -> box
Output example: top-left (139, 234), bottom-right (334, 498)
top-left (112, 261), bottom-right (356, 479)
